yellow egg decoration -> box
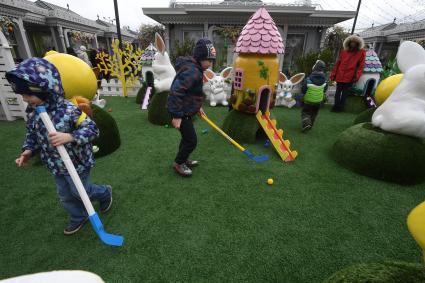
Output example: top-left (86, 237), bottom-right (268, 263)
top-left (375, 74), bottom-right (404, 105)
top-left (44, 51), bottom-right (97, 100)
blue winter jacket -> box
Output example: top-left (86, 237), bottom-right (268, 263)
top-left (7, 58), bottom-right (99, 176)
top-left (167, 56), bottom-right (204, 118)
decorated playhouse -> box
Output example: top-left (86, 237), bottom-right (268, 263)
top-left (224, 7), bottom-right (297, 162)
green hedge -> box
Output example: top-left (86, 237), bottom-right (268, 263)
top-left (353, 108), bottom-right (377, 125)
top-left (332, 122), bottom-right (425, 185)
top-left (136, 71), bottom-right (155, 105)
top-left (222, 110), bottom-right (261, 143)
top-left (344, 95), bottom-right (368, 114)
top-left (323, 261), bottom-right (425, 283)
top-left (92, 104), bottom-right (121, 158)
top-left (147, 90), bottom-right (172, 126)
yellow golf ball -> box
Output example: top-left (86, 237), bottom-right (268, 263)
top-left (267, 178), bottom-right (274, 185)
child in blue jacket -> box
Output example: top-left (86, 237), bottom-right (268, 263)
top-left (167, 38), bottom-right (216, 177)
top-left (6, 58), bottom-right (112, 235)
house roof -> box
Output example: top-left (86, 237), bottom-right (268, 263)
top-left (143, 2), bottom-right (355, 27)
top-left (34, 0), bottom-right (79, 15)
top-left (235, 7), bottom-right (283, 54)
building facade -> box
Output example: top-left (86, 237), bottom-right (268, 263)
top-left (143, 0), bottom-right (355, 72)
top-left (360, 20), bottom-right (425, 65)
top-left (0, 0), bottom-right (137, 62)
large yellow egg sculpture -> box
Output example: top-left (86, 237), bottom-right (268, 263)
top-left (44, 51), bottom-right (97, 100)
top-left (375, 74), bottom-right (404, 105)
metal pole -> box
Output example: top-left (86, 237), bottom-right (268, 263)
top-left (113, 0), bottom-right (123, 49)
top-left (351, 0), bottom-right (362, 34)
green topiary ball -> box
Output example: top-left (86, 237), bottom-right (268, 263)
top-left (332, 123), bottom-right (425, 185)
top-left (353, 107), bottom-right (376, 125)
top-left (91, 104), bottom-right (121, 158)
top-left (135, 82), bottom-right (147, 105)
top-left (147, 90), bottom-right (172, 126)
top-left (344, 95), bottom-right (368, 114)
top-left (222, 110), bottom-right (261, 143)
top-left (323, 261), bottom-right (425, 283)
top-left (136, 71), bottom-right (155, 105)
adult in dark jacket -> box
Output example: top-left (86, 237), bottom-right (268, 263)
top-left (167, 38), bottom-right (216, 177)
top-left (330, 35), bottom-right (366, 112)
top-left (301, 60), bottom-right (328, 132)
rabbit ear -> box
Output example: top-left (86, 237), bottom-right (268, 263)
top-left (279, 72), bottom-right (288, 83)
top-left (397, 41), bottom-right (425, 73)
top-left (290, 73), bottom-right (305, 85)
top-left (155, 33), bottom-right (166, 55)
top-left (203, 69), bottom-right (215, 82)
top-left (220, 67), bottom-right (233, 79)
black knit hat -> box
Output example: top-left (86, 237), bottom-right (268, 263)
top-left (193, 38), bottom-right (216, 61)
top-left (312, 60), bottom-right (326, 72)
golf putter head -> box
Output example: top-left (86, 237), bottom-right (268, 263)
top-left (252, 155), bottom-right (269, 162)
top-left (243, 150), bottom-right (269, 163)
top-left (89, 213), bottom-right (124, 247)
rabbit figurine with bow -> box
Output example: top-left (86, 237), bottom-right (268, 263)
top-left (203, 67), bottom-right (233, 106)
top-left (152, 33), bottom-right (176, 93)
top-left (276, 72), bottom-right (305, 108)
top-left (372, 41), bottom-right (425, 139)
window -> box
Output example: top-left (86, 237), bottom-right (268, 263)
top-left (282, 34), bottom-right (306, 74)
top-left (183, 31), bottom-right (203, 43)
top-left (234, 68), bottom-right (244, 90)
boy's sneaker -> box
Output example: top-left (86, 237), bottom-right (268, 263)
top-left (302, 124), bottom-right (312, 133)
top-left (173, 162), bottom-right (192, 177)
top-left (185, 160), bottom-right (199, 168)
top-left (64, 218), bottom-right (88, 235)
top-left (100, 185), bottom-right (113, 213)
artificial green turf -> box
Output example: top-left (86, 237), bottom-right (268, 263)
top-left (0, 97), bottom-right (424, 282)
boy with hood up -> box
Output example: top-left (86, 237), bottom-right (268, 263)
top-left (330, 35), bottom-right (366, 112)
top-left (167, 38), bottom-right (216, 177)
top-left (6, 58), bottom-right (112, 235)
top-left (301, 60), bottom-right (328, 132)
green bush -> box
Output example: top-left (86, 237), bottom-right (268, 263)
top-left (135, 82), bottom-right (147, 105)
top-left (147, 90), bottom-right (172, 126)
top-left (323, 261), bottom-right (425, 283)
top-left (332, 123), bottom-right (425, 185)
top-left (136, 71), bottom-right (155, 104)
top-left (92, 104), bottom-right (121, 158)
top-left (344, 95), bottom-right (368, 114)
top-left (294, 48), bottom-right (334, 75)
top-left (222, 110), bottom-right (261, 143)
top-left (353, 108), bottom-right (376, 125)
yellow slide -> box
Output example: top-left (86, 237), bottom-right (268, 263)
top-left (256, 110), bottom-right (298, 162)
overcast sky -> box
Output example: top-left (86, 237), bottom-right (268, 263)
top-left (31, 0), bottom-right (425, 32)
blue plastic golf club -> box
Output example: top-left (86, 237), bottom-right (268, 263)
top-left (89, 213), bottom-right (124, 247)
top-left (243, 149), bottom-right (269, 163)
top-left (36, 106), bottom-right (124, 247)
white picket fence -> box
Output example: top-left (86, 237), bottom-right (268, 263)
top-left (98, 78), bottom-right (141, 97)
top-left (0, 32), bottom-right (27, 122)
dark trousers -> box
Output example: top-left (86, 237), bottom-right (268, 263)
top-left (301, 103), bottom-right (320, 128)
top-left (332, 82), bottom-right (352, 111)
top-left (175, 116), bottom-right (197, 165)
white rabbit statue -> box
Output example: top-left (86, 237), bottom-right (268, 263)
top-left (92, 91), bottom-right (106, 108)
top-left (372, 41), bottom-right (425, 139)
top-left (203, 67), bottom-right (233, 106)
top-left (152, 33), bottom-right (176, 93)
top-left (276, 72), bottom-right (305, 108)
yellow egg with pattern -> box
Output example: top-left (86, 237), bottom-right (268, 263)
top-left (375, 74), bottom-right (404, 105)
